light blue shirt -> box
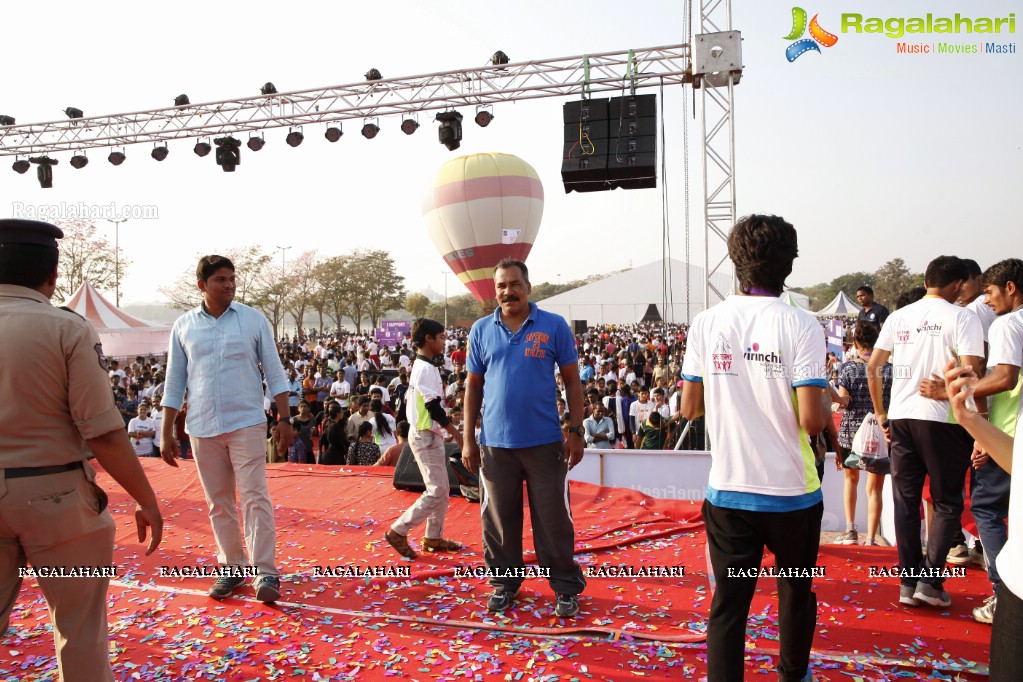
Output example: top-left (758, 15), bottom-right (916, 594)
top-left (163, 301), bottom-right (288, 438)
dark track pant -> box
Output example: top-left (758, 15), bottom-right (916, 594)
top-left (992, 584), bottom-right (1023, 682)
top-left (702, 499), bottom-right (822, 682)
top-left (479, 441), bottom-right (586, 595)
top-left (889, 419), bottom-right (972, 587)
top-left (972, 461), bottom-right (1010, 589)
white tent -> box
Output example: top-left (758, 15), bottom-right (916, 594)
top-left (62, 282), bottom-right (171, 358)
top-left (781, 290), bottom-right (810, 309)
top-left (538, 258), bottom-right (732, 325)
top-left (815, 291), bottom-right (862, 317)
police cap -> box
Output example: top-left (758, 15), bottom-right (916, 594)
top-left (0, 219), bottom-right (63, 248)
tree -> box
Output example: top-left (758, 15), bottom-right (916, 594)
top-left (347, 249), bottom-right (405, 332)
top-left (284, 250), bottom-right (318, 341)
top-left (425, 294), bottom-right (486, 328)
top-left (158, 245), bottom-right (271, 311)
top-left (53, 219), bottom-right (129, 303)
top-left (249, 265), bottom-right (291, 340)
top-left (316, 256), bottom-right (354, 334)
top-left (873, 258), bottom-right (922, 308)
top-left (406, 292), bottom-right (430, 318)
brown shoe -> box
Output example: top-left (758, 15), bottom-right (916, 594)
top-left (423, 537), bottom-right (462, 552)
top-left (385, 529), bottom-right (417, 559)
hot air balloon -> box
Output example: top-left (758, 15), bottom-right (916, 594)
top-left (422, 152), bottom-right (544, 306)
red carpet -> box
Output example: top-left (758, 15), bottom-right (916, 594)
top-left (1, 461), bottom-right (992, 681)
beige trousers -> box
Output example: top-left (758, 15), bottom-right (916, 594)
top-left (190, 424), bottom-right (279, 576)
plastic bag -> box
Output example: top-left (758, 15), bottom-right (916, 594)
top-left (843, 413), bottom-right (890, 475)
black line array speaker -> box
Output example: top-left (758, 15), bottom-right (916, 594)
top-left (561, 94), bottom-right (657, 193)
top-left (573, 320), bottom-right (588, 335)
top-left (562, 98), bottom-right (609, 193)
top-left (392, 441), bottom-right (464, 495)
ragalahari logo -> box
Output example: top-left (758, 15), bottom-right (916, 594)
top-left (784, 7), bottom-right (839, 62)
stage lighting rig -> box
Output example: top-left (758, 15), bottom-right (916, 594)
top-left (108, 150), bottom-right (126, 166)
top-left (30, 156), bottom-right (57, 188)
top-left (325, 125), bottom-right (343, 142)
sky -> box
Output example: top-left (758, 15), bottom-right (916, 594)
top-left (1, 0), bottom-right (1019, 307)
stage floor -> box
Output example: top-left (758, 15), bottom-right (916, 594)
top-left (1, 461), bottom-right (992, 681)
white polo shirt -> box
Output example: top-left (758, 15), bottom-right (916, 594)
top-left (996, 393), bottom-right (1023, 599)
top-left (876, 295), bottom-right (985, 422)
top-left (682, 295), bottom-right (827, 511)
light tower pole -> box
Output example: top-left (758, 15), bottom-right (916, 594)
top-left (276, 245), bottom-right (292, 272)
top-left (104, 218), bottom-right (128, 307)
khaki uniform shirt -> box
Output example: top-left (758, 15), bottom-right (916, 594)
top-left (0, 285), bottom-right (125, 467)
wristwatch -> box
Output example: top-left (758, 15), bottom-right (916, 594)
top-left (569, 426), bottom-right (585, 437)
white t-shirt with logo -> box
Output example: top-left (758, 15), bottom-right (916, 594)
top-left (875, 295), bottom-right (984, 422)
top-left (128, 416), bottom-right (155, 456)
top-left (682, 296), bottom-right (827, 510)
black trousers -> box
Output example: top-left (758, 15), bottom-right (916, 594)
top-left (702, 499), bottom-right (823, 682)
top-left (889, 419), bottom-right (972, 587)
top-left (479, 442), bottom-right (586, 595)
top-left (992, 584), bottom-right (1023, 681)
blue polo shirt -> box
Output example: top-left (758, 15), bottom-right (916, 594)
top-left (467, 302), bottom-right (578, 448)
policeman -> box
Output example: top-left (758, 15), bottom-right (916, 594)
top-left (0, 219), bottom-right (163, 682)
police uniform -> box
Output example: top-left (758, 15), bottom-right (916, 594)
top-left (0, 219), bottom-right (122, 682)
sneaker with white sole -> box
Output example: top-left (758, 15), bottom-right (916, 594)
top-left (969, 543), bottom-right (986, 568)
top-left (973, 595), bottom-right (996, 624)
top-left (899, 584), bottom-right (921, 606)
top-left (913, 581), bottom-right (951, 607)
top-left (486, 587), bottom-right (518, 612)
top-left (554, 593), bottom-right (580, 618)
top-left (946, 544), bottom-right (972, 565)
top-left (834, 529), bottom-right (858, 545)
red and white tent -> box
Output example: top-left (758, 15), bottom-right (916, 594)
top-left (62, 282), bottom-right (171, 358)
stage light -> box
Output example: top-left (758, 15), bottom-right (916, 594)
top-left (194, 140), bottom-right (212, 157)
top-left (400, 118), bottom-right (419, 135)
top-left (261, 82), bottom-right (278, 95)
top-left (65, 107), bottom-right (83, 120)
top-left (325, 126), bottom-right (342, 142)
top-left (12, 159), bottom-right (30, 174)
top-left (214, 136), bottom-right (241, 172)
top-left (436, 111), bottom-right (463, 151)
top-left (108, 150), bottom-right (126, 166)
top-left (365, 68), bottom-right (382, 81)
top-left (70, 154), bottom-right (89, 169)
top-left (151, 145), bottom-right (169, 161)
top-left (286, 128), bottom-right (304, 147)
top-left (174, 94), bottom-right (190, 106)
top-left (474, 108), bottom-right (494, 127)
top-left (0, 115), bottom-right (14, 126)
top-left (491, 50), bottom-right (510, 65)
top-left (31, 156), bottom-right (57, 189)
top-left (247, 135), bottom-right (265, 151)
top-left (361, 121), bottom-right (380, 139)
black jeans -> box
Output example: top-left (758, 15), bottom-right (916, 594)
top-left (702, 499), bottom-right (823, 682)
top-left (992, 584), bottom-right (1023, 681)
top-left (889, 419), bottom-right (972, 587)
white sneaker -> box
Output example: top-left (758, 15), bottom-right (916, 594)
top-left (973, 595), bottom-right (996, 624)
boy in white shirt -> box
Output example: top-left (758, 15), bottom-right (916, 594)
top-left (681, 214), bottom-right (828, 682)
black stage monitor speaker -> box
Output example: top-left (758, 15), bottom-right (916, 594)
top-left (392, 442), bottom-right (463, 495)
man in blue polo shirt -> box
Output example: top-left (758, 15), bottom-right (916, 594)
top-left (462, 258), bottom-right (587, 618)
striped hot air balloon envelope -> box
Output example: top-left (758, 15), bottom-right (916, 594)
top-left (422, 152), bottom-right (544, 303)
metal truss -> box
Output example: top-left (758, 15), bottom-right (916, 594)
top-left (0, 45), bottom-right (690, 157)
top-left (697, 0), bottom-right (739, 307)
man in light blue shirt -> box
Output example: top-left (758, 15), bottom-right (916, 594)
top-left (160, 255), bottom-right (294, 604)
